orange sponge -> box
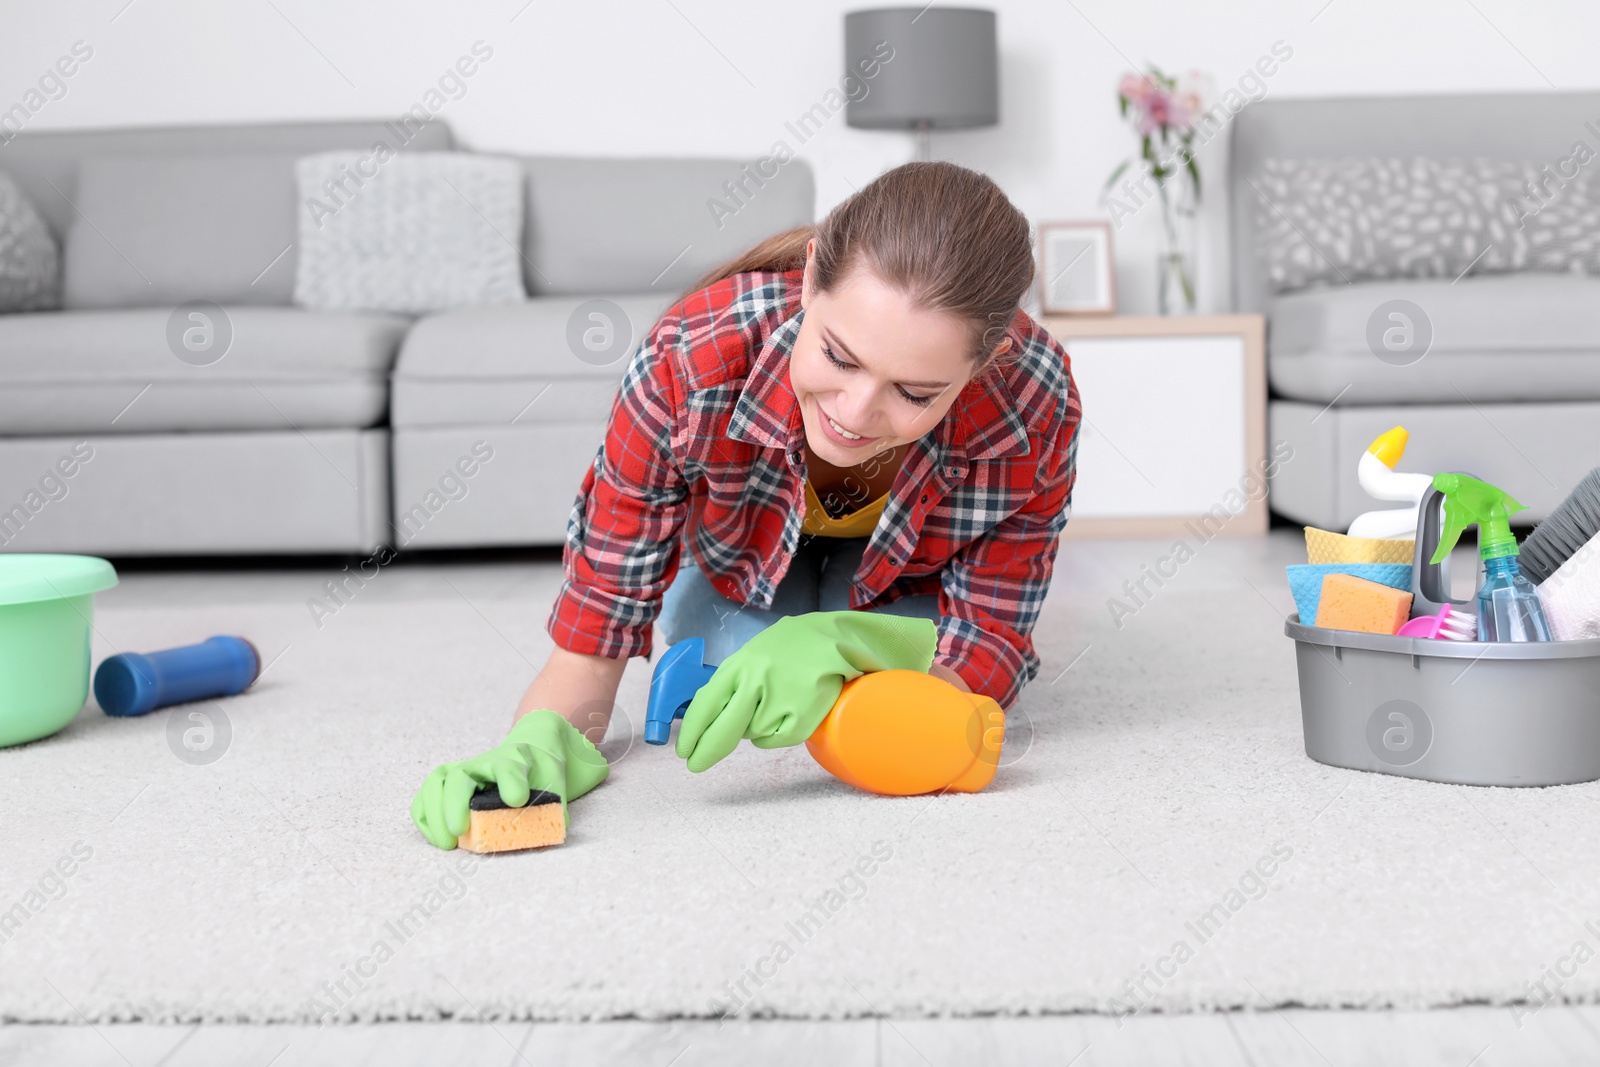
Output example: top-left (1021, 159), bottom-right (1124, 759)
top-left (456, 787), bottom-right (566, 853)
top-left (1314, 573), bottom-right (1413, 635)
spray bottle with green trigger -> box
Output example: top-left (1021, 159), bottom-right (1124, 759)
top-left (1429, 473), bottom-right (1553, 642)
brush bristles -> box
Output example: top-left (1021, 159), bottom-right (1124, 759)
top-left (1436, 605), bottom-right (1477, 641)
top-left (1523, 468), bottom-right (1600, 584)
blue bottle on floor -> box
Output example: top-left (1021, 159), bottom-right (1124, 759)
top-left (95, 635), bottom-right (261, 716)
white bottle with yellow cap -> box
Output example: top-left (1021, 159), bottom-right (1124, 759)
top-left (1347, 426), bottom-right (1435, 539)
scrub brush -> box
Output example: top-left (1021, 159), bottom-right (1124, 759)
top-left (1524, 468), bottom-right (1600, 639)
top-left (1520, 468), bottom-right (1600, 584)
top-left (1396, 603), bottom-right (1476, 641)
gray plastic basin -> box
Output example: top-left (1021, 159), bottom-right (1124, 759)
top-left (1285, 615), bottom-right (1600, 787)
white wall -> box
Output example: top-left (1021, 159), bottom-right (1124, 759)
top-left (3, 0), bottom-right (1596, 314)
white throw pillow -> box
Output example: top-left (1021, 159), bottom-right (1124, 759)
top-left (293, 150), bottom-right (527, 314)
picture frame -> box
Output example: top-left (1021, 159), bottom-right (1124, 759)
top-left (1037, 220), bottom-right (1116, 316)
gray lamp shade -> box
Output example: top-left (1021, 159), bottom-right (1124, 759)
top-left (845, 7), bottom-right (998, 130)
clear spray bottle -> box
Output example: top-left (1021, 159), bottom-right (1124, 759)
top-left (1429, 473), bottom-right (1552, 642)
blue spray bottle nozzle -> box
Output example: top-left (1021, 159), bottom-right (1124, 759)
top-left (644, 637), bottom-right (719, 744)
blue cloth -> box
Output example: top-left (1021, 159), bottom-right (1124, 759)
top-left (656, 536), bottom-right (941, 665)
top-left (1285, 563), bottom-right (1414, 625)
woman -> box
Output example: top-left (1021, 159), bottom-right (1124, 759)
top-left (412, 161), bottom-right (1081, 850)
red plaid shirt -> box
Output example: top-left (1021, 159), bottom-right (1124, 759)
top-left (547, 269), bottom-right (1081, 710)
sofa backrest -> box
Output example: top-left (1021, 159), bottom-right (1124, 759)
top-left (517, 155), bottom-right (815, 297)
top-left (0, 119), bottom-right (815, 309)
top-left (0, 118), bottom-right (455, 241)
top-left (1229, 91), bottom-right (1600, 313)
top-left (0, 119), bottom-right (456, 310)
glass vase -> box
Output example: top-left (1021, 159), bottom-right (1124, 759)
top-left (1156, 180), bottom-right (1198, 316)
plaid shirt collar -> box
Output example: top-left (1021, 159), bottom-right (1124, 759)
top-left (726, 304), bottom-right (1033, 486)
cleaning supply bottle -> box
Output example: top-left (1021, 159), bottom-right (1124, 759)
top-left (645, 637), bottom-right (1005, 795)
top-left (1429, 473), bottom-right (1552, 642)
top-left (94, 635), bottom-right (261, 716)
top-left (806, 670), bottom-right (1005, 796)
top-left (1348, 426), bottom-right (1435, 540)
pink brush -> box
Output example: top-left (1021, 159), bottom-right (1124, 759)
top-left (1396, 604), bottom-right (1476, 641)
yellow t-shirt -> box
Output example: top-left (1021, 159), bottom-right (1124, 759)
top-left (802, 476), bottom-right (888, 538)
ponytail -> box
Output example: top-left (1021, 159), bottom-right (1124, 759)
top-left (683, 225), bottom-right (814, 298)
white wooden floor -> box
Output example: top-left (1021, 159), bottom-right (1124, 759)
top-left (5, 1006), bottom-right (1600, 1066)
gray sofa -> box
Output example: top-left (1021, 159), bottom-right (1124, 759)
top-left (1231, 92), bottom-right (1600, 530)
top-left (0, 119), bottom-right (813, 555)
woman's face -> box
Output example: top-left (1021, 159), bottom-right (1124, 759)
top-left (794, 240), bottom-right (1005, 468)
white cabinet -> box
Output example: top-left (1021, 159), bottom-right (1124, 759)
top-left (1041, 315), bottom-right (1267, 538)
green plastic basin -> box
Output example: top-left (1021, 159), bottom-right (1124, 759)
top-left (0, 555), bottom-right (118, 748)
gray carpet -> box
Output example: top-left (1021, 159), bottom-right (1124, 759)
top-left (3, 537), bottom-right (1598, 1024)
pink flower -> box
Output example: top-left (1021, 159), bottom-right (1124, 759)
top-left (1138, 89), bottom-right (1172, 135)
top-left (1119, 73), bottom-right (1156, 105)
top-left (1106, 66), bottom-right (1211, 207)
top-left (1169, 71), bottom-right (1214, 133)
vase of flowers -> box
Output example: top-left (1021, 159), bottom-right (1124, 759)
top-left (1105, 67), bottom-right (1212, 314)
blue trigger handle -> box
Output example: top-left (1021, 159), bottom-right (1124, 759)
top-left (644, 638), bottom-right (719, 745)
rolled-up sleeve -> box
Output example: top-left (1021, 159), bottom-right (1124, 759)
top-left (546, 314), bottom-right (689, 660)
top-left (935, 386), bottom-right (1080, 710)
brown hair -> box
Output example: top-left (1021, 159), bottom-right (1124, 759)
top-left (683, 161), bottom-right (1034, 375)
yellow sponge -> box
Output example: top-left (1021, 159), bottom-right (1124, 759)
top-left (1314, 573), bottom-right (1414, 634)
top-left (1304, 526), bottom-right (1415, 565)
top-left (456, 788), bottom-right (566, 854)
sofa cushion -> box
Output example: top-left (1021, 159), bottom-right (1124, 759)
top-left (0, 168), bottom-right (60, 312)
top-left (0, 306), bottom-right (408, 434)
top-left (61, 153), bottom-right (301, 309)
top-left (1268, 275), bottom-right (1600, 405)
top-left (391, 293), bottom-right (677, 427)
top-left (293, 151), bottom-right (527, 315)
top-left (520, 156), bottom-right (814, 295)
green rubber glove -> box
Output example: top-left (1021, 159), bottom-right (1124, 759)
top-left (675, 610), bottom-right (938, 773)
top-left (411, 707), bottom-right (610, 850)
